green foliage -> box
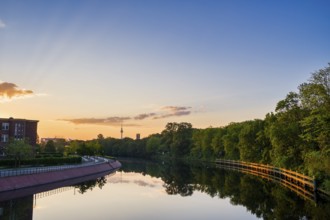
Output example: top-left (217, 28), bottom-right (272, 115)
top-left (146, 135), bottom-right (161, 156)
top-left (211, 128), bottom-right (226, 158)
top-left (238, 120), bottom-right (265, 162)
top-left (60, 63), bottom-right (330, 190)
top-left (74, 176), bottom-right (107, 194)
top-left (161, 122), bottom-right (193, 157)
top-left (222, 123), bottom-right (241, 160)
top-left (304, 150), bottom-right (330, 179)
top-left (44, 140), bottom-right (56, 153)
top-left (5, 140), bottom-right (34, 167)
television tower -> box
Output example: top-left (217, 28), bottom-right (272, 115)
top-left (120, 124), bottom-right (123, 139)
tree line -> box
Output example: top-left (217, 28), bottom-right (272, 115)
top-left (4, 63), bottom-right (329, 190)
top-left (119, 159), bottom-right (330, 219)
top-left (84, 63), bottom-right (329, 190)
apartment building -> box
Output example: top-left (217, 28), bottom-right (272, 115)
top-left (0, 117), bottom-right (39, 155)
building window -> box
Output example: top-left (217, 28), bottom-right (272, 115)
top-left (2, 123), bottom-right (9, 131)
top-left (1, 134), bottom-right (9, 142)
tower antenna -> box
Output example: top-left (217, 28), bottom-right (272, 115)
top-left (120, 123), bottom-right (123, 139)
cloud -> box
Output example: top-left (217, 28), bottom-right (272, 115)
top-left (134, 113), bottom-right (157, 120)
top-left (153, 106), bottom-right (192, 119)
top-left (134, 180), bottom-right (156, 188)
top-left (60, 106), bottom-right (192, 127)
top-left (162, 106), bottom-right (191, 112)
top-left (0, 19), bottom-right (6, 29)
top-left (0, 82), bottom-right (34, 101)
top-left (60, 117), bottom-right (139, 127)
top-left (134, 106), bottom-right (192, 120)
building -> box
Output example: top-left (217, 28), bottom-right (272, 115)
top-left (40, 137), bottom-right (66, 144)
top-left (136, 133), bottom-right (141, 140)
top-left (0, 117), bottom-right (39, 155)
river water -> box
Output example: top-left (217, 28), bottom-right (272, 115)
top-left (1, 159), bottom-right (329, 219)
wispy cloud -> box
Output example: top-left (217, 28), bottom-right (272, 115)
top-left (133, 180), bottom-right (156, 188)
top-left (0, 82), bottom-right (34, 102)
top-left (60, 106), bottom-right (192, 127)
top-left (162, 106), bottom-right (191, 112)
top-left (134, 113), bottom-right (157, 120)
top-left (60, 117), bottom-right (138, 126)
top-left (153, 106), bottom-right (192, 119)
top-left (0, 19), bottom-right (6, 29)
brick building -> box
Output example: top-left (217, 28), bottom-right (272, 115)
top-left (0, 117), bottom-right (39, 155)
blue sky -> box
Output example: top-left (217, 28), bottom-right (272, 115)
top-left (0, 0), bottom-right (330, 139)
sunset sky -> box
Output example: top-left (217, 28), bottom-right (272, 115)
top-left (1, 0), bottom-right (329, 140)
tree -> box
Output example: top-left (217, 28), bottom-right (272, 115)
top-left (66, 140), bottom-right (80, 155)
top-left (222, 123), bottom-right (241, 160)
top-left (146, 135), bottom-right (161, 156)
top-left (200, 128), bottom-right (216, 159)
top-left (5, 140), bottom-right (33, 167)
top-left (54, 139), bottom-right (66, 155)
top-left (266, 90), bottom-right (308, 169)
top-left (44, 140), bottom-right (56, 153)
top-left (299, 63), bottom-right (330, 111)
top-left (191, 129), bottom-right (203, 158)
top-left (299, 63), bottom-right (330, 151)
top-left (162, 122), bottom-right (193, 157)
top-left (211, 128), bottom-right (226, 158)
top-left (238, 120), bottom-right (264, 162)
top-left (298, 63), bottom-right (330, 186)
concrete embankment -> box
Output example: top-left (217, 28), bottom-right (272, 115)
top-left (0, 160), bottom-right (121, 197)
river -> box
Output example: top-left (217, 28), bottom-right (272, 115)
top-left (1, 159), bottom-right (329, 219)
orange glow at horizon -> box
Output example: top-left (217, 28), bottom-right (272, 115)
top-left (37, 120), bottom-right (164, 140)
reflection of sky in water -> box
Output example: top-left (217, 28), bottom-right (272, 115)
top-left (33, 171), bottom-right (258, 220)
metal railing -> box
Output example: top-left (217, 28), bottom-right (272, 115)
top-left (0, 156), bottom-right (111, 178)
top-left (215, 159), bottom-right (320, 202)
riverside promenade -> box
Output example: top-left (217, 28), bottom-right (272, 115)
top-left (0, 156), bottom-right (121, 199)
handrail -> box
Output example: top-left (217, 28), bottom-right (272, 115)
top-left (215, 159), bottom-right (320, 202)
top-left (215, 159), bottom-right (316, 190)
top-left (215, 159), bottom-right (313, 177)
top-left (0, 156), bottom-right (114, 178)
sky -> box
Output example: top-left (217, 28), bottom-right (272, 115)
top-left (0, 0), bottom-right (329, 140)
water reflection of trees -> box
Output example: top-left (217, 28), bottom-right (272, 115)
top-left (120, 159), bottom-right (330, 219)
top-left (0, 177), bottom-right (108, 220)
top-left (0, 196), bottom-right (33, 220)
top-left (73, 177), bottom-right (107, 194)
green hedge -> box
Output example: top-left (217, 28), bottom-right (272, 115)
top-left (36, 153), bottom-right (64, 158)
top-left (0, 156), bottom-right (82, 167)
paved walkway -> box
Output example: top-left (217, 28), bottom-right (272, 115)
top-left (0, 156), bottom-right (110, 178)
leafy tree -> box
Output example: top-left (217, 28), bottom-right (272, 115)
top-left (200, 128), bottom-right (217, 159)
top-left (238, 120), bottom-right (264, 162)
top-left (146, 135), bottom-right (161, 156)
top-left (211, 128), bottom-right (226, 158)
top-left (44, 140), bottom-right (56, 153)
top-left (267, 91), bottom-right (307, 169)
top-left (222, 123), bottom-right (241, 160)
top-left (298, 63), bottom-right (330, 187)
top-left (66, 140), bottom-right (80, 155)
top-left (299, 63), bottom-right (330, 151)
top-left (191, 129), bottom-right (203, 158)
top-left (54, 139), bottom-right (67, 155)
top-left (161, 122), bottom-right (193, 157)
top-left (5, 140), bottom-right (33, 167)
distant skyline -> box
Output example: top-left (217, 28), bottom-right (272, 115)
top-left (1, 0), bottom-right (330, 140)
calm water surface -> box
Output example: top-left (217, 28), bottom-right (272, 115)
top-left (1, 159), bottom-right (329, 219)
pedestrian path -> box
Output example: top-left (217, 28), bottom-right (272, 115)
top-left (0, 156), bottom-right (111, 178)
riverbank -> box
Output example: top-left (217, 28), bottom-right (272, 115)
top-left (0, 159), bottom-right (121, 200)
